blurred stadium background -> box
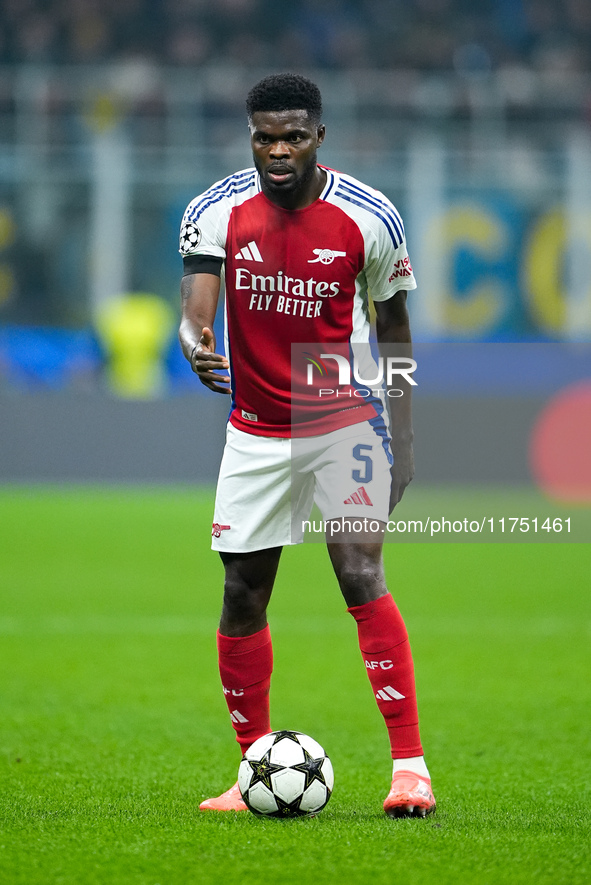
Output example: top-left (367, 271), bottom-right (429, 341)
top-left (0, 0), bottom-right (590, 485)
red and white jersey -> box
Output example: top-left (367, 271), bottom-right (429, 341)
top-left (180, 166), bottom-right (417, 438)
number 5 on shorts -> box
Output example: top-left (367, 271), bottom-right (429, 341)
top-left (352, 444), bottom-right (373, 483)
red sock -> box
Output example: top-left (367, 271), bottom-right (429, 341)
top-left (217, 625), bottom-right (273, 756)
top-left (348, 594), bottom-right (423, 759)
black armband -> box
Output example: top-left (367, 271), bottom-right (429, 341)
top-left (182, 255), bottom-right (223, 277)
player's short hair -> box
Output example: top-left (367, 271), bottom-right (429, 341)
top-left (246, 74), bottom-right (323, 125)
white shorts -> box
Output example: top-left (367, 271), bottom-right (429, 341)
top-left (211, 420), bottom-right (393, 552)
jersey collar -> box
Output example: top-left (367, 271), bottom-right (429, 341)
top-left (319, 166), bottom-right (337, 201)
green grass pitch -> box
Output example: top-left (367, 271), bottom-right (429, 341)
top-left (0, 486), bottom-right (589, 885)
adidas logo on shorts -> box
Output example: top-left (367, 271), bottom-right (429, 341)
top-left (344, 487), bottom-right (373, 505)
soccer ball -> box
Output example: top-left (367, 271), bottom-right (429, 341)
top-left (238, 730), bottom-right (334, 818)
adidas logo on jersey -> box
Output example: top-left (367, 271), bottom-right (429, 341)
top-left (376, 685), bottom-right (406, 701)
top-left (344, 487), bottom-right (373, 505)
top-left (235, 241), bottom-right (263, 262)
top-left (230, 709), bottom-right (249, 724)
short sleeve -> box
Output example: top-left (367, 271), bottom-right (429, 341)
top-left (179, 195), bottom-right (230, 261)
top-left (363, 198), bottom-right (417, 302)
top-left (179, 169), bottom-right (258, 263)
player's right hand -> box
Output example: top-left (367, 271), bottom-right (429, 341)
top-left (190, 326), bottom-right (231, 394)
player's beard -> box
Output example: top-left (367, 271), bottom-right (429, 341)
top-left (256, 152), bottom-right (318, 197)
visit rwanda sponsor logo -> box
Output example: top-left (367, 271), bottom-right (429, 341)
top-left (388, 256), bottom-right (413, 281)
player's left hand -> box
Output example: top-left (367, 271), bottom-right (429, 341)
top-left (389, 442), bottom-right (414, 513)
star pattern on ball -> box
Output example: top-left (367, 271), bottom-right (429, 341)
top-left (292, 748), bottom-right (327, 790)
top-left (247, 751), bottom-right (284, 791)
top-left (275, 796), bottom-right (302, 816)
top-left (180, 222), bottom-right (201, 254)
top-left (271, 730), bottom-right (303, 745)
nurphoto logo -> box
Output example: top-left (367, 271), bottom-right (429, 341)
top-left (304, 350), bottom-right (417, 399)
